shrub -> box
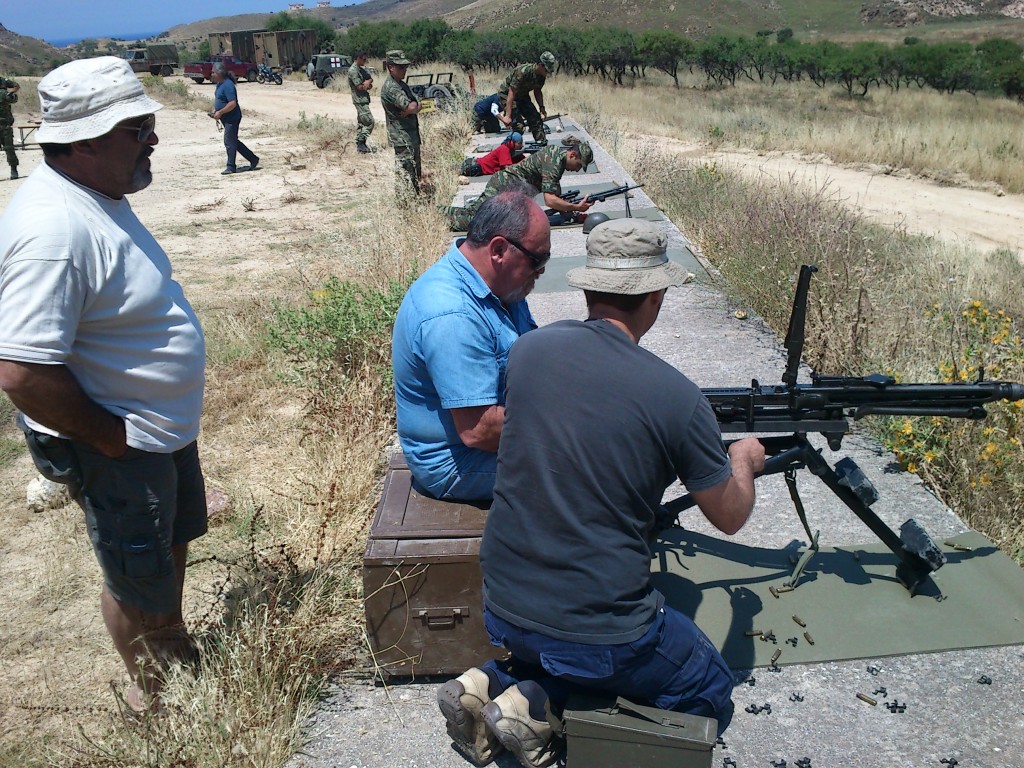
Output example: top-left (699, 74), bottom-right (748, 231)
top-left (266, 276), bottom-right (411, 430)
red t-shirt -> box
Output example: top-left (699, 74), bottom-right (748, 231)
top-left (477, 142), bottom-right (524, 176)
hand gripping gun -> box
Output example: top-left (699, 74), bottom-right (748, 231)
top-left (545, 184), bottom-right (644, 227)
top-left (664, 265), bottom-right (1024, 594)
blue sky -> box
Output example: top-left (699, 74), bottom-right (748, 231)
top-left (2, 1), bottom-right (298, 43)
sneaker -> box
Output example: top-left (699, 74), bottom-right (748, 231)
top-left (221, 168), bottom-right (235, 175)
top-left (249, 156), bottom-right (259, 170)
top-left (437, 668), bottom-right (503, 766)
top-left (356, 142), bottom-right (371, 154)
top-left (534, 138), bottom-right (549, 147)
top-left (481, 685), bottom-right (563, 768)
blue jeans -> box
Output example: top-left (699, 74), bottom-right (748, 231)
top-left (482, 605), bottom-right (735, 735)
top-left (221, 119), bottom-right (257, 170)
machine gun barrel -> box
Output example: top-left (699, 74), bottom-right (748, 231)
top-left (705, 379), bottom-right (1024, 438)
top-left (670, 263), bottom-right (1024, 594)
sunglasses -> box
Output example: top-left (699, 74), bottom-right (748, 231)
top-left (112, 114), bottom-right (156, 143)
top-left (503, 235), bottom-right (550, 271)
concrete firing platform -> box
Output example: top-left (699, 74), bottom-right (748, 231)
top-left (287, 116), bottom-right (1024, 768)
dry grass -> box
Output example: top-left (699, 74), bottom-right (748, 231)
top-left (0, 105), bottom-right (464, 767)
top-left (539, 70), bottom-right (1024, 193)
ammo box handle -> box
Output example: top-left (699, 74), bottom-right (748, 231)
top-left (417, 606), bottom-right (469, 629)
top-left (611, 696), bottom-right (696, 729)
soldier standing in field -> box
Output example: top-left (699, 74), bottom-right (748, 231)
top-left (498, 52), bottom-right (556, 146)
top-left (1, 73), bottom-right (20, 180)
top-left (348, 51), bottom-right (375, 154)
top-left (380, 49), bottom-right (422, 195)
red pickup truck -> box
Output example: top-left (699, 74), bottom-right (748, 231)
top-left (184, 55), bottom-right (258, 84)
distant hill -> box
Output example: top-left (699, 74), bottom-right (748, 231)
top-left (0, 23), bottom-right (67, 75)
top-left (5, 0), bottom-right (1024, 77)
top-left (161, 0), bottom-right (1024, 43)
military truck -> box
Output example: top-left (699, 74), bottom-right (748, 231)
top-left (124, 44), bottom-right (179, 76)
top-left (309, 53), bottom-right (352, 88)
top-left (209, 29), bottom-right (318, 73)
top-left (406, 72), bottom-right (458, 108)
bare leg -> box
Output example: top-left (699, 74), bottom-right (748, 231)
top-left (101, 542), bottom-right (193, 711)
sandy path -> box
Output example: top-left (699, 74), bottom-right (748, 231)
top-left (708, 148), bottom-right (1024, 255)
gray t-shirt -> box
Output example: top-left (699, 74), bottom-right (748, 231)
top-left (481, 319), bottom-right (731, 644)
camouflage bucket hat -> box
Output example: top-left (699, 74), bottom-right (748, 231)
top-left (567, 219), bottom-right (693, 295)
top-left (540, 51), bottom-right (557, 74)
top-left (385, 49), bottom-right (411, 66)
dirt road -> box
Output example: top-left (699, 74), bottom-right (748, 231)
top-left (708, 148), bottom-right (1024, 255)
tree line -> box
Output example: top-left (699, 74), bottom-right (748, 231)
top-left (331, 19), bottom-right (1024, 102)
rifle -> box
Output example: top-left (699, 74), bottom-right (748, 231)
top-left (664, 264), bottom-right (1024, 594)
top-left (545, 184), bottom-right (643, 227)
top-left (496, 114), bottom-right (564, 135)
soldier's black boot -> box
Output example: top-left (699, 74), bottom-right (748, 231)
top-left (357, 142), bottom-right (371, 154)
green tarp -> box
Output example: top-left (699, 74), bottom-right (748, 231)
top-left (651, 529), bottom-right (1024, 669)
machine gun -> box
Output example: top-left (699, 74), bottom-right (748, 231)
top-left (664, 264), bottom-right (1024, 594)
top-left (545, 184), bottom-right (644, 227)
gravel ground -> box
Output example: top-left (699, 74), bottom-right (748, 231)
top-left (287, 124), bottom-right (1024, 768)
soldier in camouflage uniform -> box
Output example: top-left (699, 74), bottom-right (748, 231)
top-left (498, 52), bottom-right (556, 146)
top-left (1, 74), bottom-right (20, 180)
top-left (447, 141), bottom-right (595, 231)
top-left (380, 49), bottom-right (422, 195)
top-left (348, 51), bottom-right (375, 154)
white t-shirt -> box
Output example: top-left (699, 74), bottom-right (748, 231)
top-left (0, 162), bottom-right (205, 452)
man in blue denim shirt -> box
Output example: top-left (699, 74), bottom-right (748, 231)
top-left (392, 189), bottom-right (550, 500)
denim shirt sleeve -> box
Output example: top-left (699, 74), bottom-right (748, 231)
top-left (418, 309), bottom-right (505, 409)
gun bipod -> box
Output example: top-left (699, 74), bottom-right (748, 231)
top-left (760, 433), bottom-right (945, 594)
top-left (663, 432), bottom-right (946, 594)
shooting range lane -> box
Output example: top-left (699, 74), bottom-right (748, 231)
top-left (287, 118), bottom-right (1024, 768)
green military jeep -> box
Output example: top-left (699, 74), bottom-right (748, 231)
top-left (308, 53), bottom-right (353, 88)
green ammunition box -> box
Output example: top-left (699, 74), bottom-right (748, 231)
top-left (562, 693), bottom-right (716, 768)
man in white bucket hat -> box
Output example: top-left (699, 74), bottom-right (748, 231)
top-left (440, 218), bottom-right (764, 767)
top-left (0, 57), bottom-right (208, 713)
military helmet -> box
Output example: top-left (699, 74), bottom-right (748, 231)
top-left (582, 212), bottom-right (611, 234)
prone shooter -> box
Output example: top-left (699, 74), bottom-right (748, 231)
top-left (446, 141), bottom-right (595, 232)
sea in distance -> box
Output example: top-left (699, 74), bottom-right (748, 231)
top-left (46, 32), bottom-right (162, 47)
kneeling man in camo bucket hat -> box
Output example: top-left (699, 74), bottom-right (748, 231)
top-left (446, 217), bottom-right (764, 767)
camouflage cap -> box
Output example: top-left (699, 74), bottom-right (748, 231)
top-left (385, 49), bottom-right (411, 66)
top-left (572, 140), bottom-right (594, 170)
top-left (540, 51), bottom-right (557, 74)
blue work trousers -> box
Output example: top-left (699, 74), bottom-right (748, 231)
top-left (221, 119), bottom-right (257, 171)
top-left (482, 604), bottom-right (735, 735)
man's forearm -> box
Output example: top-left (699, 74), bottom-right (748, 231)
top-left (451, 404), bottom-right (504, 453)
top-left (502, 88), bottom-right (517, 120)
top-left (0, 360), bottom-right (127, 457)
top-left (543, 192), bottom-right (589, 213)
